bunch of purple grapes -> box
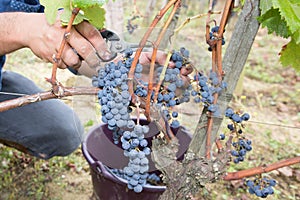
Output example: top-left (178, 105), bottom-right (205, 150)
top-left (133, 47), bottom-right (191, 129)
top-left (93, 49), bottom-right (154, 192)
top-left (121, 125), bottom-right (152, 192)
top-left (189, 70), bottom-right (227, 117)
top-left (246, 177), bottom-right (276, 198)
top-left (223, 108), bottom-right (253, 164)
top-left (230, 138), bottom-right (252, 164)
top-left (208, 25), bottom-right (226, 51)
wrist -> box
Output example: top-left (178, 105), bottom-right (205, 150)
top-left (0, 12), bottom-right (46, 55)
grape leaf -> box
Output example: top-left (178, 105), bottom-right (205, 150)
top-left (60, 8), bottom-right (86, 27)
top-left (279, 39), bottom-right (300, 71)
top-left (40, 0), bottom-right (70, 25)
top-left (72, 0), bottom-right (107, 8)
top-left (257, 8), bottom-right (290, 38)
top-left (272, 0), bottom-right (300, 34)
top-left (293, 30), bottom-right (300, 44)
top-left (259, 0), bottom-right (274, 15)
top-left (41, 0), bottom-right (106, 29)
top-left (81, 6), bottom-right (106, 29)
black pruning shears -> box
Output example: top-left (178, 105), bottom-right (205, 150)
top-left (99, 29), bottom-right (151, 62)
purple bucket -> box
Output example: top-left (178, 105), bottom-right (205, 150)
top-left (82, 119), bottom-right (192, 200)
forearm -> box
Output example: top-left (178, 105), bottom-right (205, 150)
top-left (0, 12), bottom-right (30, 55)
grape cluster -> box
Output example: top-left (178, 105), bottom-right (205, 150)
top-left (246, 177), bottom-right (276, 198)
top-left (223, 108), bottom-right (253, 164)
top-left (121, 125), bottom-right (151, 192)
top-left (93, 49), bottom-right (145, 143)
top-left (189, 71), bottom-right (227, 116)
top-left (208, 26), bottom-right (226, 51)
top-left (133, 47), bottom-right (191, 129)
top-left (230, 138), bottom-right (252, 164)
top-left (93, 49), bottom-right (153, 192)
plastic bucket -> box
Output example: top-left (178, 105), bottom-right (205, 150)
top-left (82, 119), bottom-right (192, 200)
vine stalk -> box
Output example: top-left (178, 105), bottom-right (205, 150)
top-left (145, 0), bottom-right (181, 120)
top-left (0, 87), bottom-right (99, 112)
top-left (128, 0), bottom-right (180, 103)
top-left (205, 0), bottom-right (234, 159)
top-left (46, 7), bottom-right (81, 95)
top-left (223, 156), bottom-right (300, 180)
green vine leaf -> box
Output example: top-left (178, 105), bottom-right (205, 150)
top-left (72, 0), bottom-right (107, 8)
top-left (272, 0), bottom-right (300, 34)
top-left (279, 39), bottom-right (300, 71)
top-left (60, 8), bottom-right (85, 26)
top-left (40, 0), bottom-right (70, 25)
top-left (40, 0), bottom-right (106, 29)
top-left (259, 0), bottom-right (273, 15)
top-left (259, 0), bottom-right (300, 71)
top-left (81, 6), bottom-right (106, 29)
top-left (257, 8), bottom-right (290, 38)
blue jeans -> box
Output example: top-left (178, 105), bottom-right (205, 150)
top-left (0, 71), bottom-right (84, 159)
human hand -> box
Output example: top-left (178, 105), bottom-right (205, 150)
top-left (139, 51), bottom-right (193, 86)
top-left (24, 13), bottom-right (111, 70)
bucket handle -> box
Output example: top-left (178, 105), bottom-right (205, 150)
top-left (93, 161), bottom-right (127, 185)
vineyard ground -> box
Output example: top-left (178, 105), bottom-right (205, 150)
top-left (0, 26), bottom-right (299, 200)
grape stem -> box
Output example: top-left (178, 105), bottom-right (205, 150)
top-left (174, 11), bottom-right (221, 33)
top-left (46, 7), bottom-right (81, 96)
top-left (223, 156), bottom-right (300, 181)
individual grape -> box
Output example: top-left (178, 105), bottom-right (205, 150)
top-left (208, 104), bottom-right (218, 113)
top-left (163, 93), bottom-right (171, 102)
top-left (231, 150), bottom-right (239, 157)
top-left (194, 96), bottom-right (201, 103)
top-left (139, 139), bottom-right (148, 147)
top-left (171, 120), bottom-right (180, 128)
top-left (211, 26), bottom-right (219, 33)
top-left (231, 114), bottom-right (242, 123)
top-left (233, 158), bottom-right (239, 164)
top-left (225, 108), bottom-right (234, 118)
top-left (140, 157), bottom-right (149, 165)
top-left (135, 63), bottom-right (143, 73)
top-left (124, 48), bottom-right (133, 57)
top-left (172, 111), bottom-right (178, 118)
top-left (129, 178), bottom-right (139, 186)
top-left (138, 151), bottom-right (145, 159)
top-left (168, 83), bottom-right (177, 92)
top-left (182, 49), bottom-right (190, 58)
top-left (133, 184), bottom-right (143, 193)
top-left (227, 124), bottom-right (234, 131)
top-left (143, 147), bottom-right (151, 155)
top-left (127, 120), bottom-right (135, 129)
top-left (131, 138), bottom-right (140, 148)
top-left (122, 141), bottom-right (131, 150)
top-left (269, 179), bottom-right (276, 187)
top-left (175, 61), bottom-right (183, 68)
top-left (168, 99), bottom-right (176, 107)
top-left (219, 133), bottom-right (225, 140)
top-left (191, 90), bottom-right (198, 96)
top-left (241, 113), bottom-right (250, 121)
